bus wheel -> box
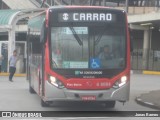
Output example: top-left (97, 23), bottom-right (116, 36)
top-left (41, 99), bottom-right (50, 107)
top-left (104, 101), bottom-right (116, 108)
top-left (29, 86), bottom-right (36, 94)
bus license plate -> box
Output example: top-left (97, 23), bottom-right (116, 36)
top-left (81, 96), bottom-right (96, 101)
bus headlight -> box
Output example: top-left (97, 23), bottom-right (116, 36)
top-left (48, 76), bottom-right (64, 89)
top-left (121, 76), bottom-right (127, 83)
top-left (113, 76), bottom-right (127, 89)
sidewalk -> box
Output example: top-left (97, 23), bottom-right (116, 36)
top-left (136, 90), bottom-right (160, 110)
top-left (134, 70), bottom-right (160, 110)
top-left (0, 72), bottom-right (26, 77)
top-left (135, 70), bottom-right (160, 110)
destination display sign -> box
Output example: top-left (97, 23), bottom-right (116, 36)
top-left (58, 12), bottom-right (116, 22)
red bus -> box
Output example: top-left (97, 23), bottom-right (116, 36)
top-left (27, 6), bottom-right (131, 107)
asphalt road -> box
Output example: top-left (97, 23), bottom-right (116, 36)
top-left (0, 74), bottom-right (160, 119)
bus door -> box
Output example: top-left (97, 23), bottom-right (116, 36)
top-left (16, 41), bottom-right (27, 73)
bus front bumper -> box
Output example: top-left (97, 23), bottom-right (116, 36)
top-left (44, 81), bottom-right (130, 102)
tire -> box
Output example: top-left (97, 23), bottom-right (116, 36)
top-left (104, 101), bottom-right (116, 108)
top-left (41, 99), bottom-right (50, 107)
top-left (28, 68), bottom-right (36, 94)
top-left (29, 85), bottom-right (36, 94)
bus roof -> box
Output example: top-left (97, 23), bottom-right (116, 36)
top-left (48, 5), bottom-right (126, 13)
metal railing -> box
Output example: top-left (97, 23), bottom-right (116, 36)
top-left (131, 49), bottom-right (160, 71)
top-left (29, 0), bottom-right (59, 7)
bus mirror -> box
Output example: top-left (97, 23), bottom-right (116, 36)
top-left (40, 21), bottom-right (47, 44)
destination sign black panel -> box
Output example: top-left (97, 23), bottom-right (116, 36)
top-left (58, 12), bottom-right (116, 22)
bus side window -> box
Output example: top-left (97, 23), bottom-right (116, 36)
top-left (40, 20), bottom-right (47, 44)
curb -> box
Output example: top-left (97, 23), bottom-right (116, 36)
top-left (0, 73), bottom-right (26, 77)
top-left (131, 70), bottom-right (160, 75)
top-left (135, 96), bottom-right (160, 110)
top-left (143, 71), bottom-right (160, 75)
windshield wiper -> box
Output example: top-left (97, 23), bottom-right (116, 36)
top-left (95, 33), bottom-right (103, 45)
top-left (69, 27), bottom-right (83, 46)
top-left (95, 27), bottom-right (108, 45)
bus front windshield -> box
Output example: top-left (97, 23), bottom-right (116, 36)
top-left (50, 25), bottom-right (126, 69)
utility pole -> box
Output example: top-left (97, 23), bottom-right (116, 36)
top-left (157, 0), bottom-right (159, 7)
top-left (125, 0), bottom-right (129, 13)
top-left (41, 0), bottom-right (46, 8)
top-left (0, 0), bottom-right (3, 9)
top-left (103, 0), bottom-right (106, 6)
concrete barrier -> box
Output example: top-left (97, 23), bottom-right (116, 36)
top-left (0, 72), bottom-right (26, 77)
